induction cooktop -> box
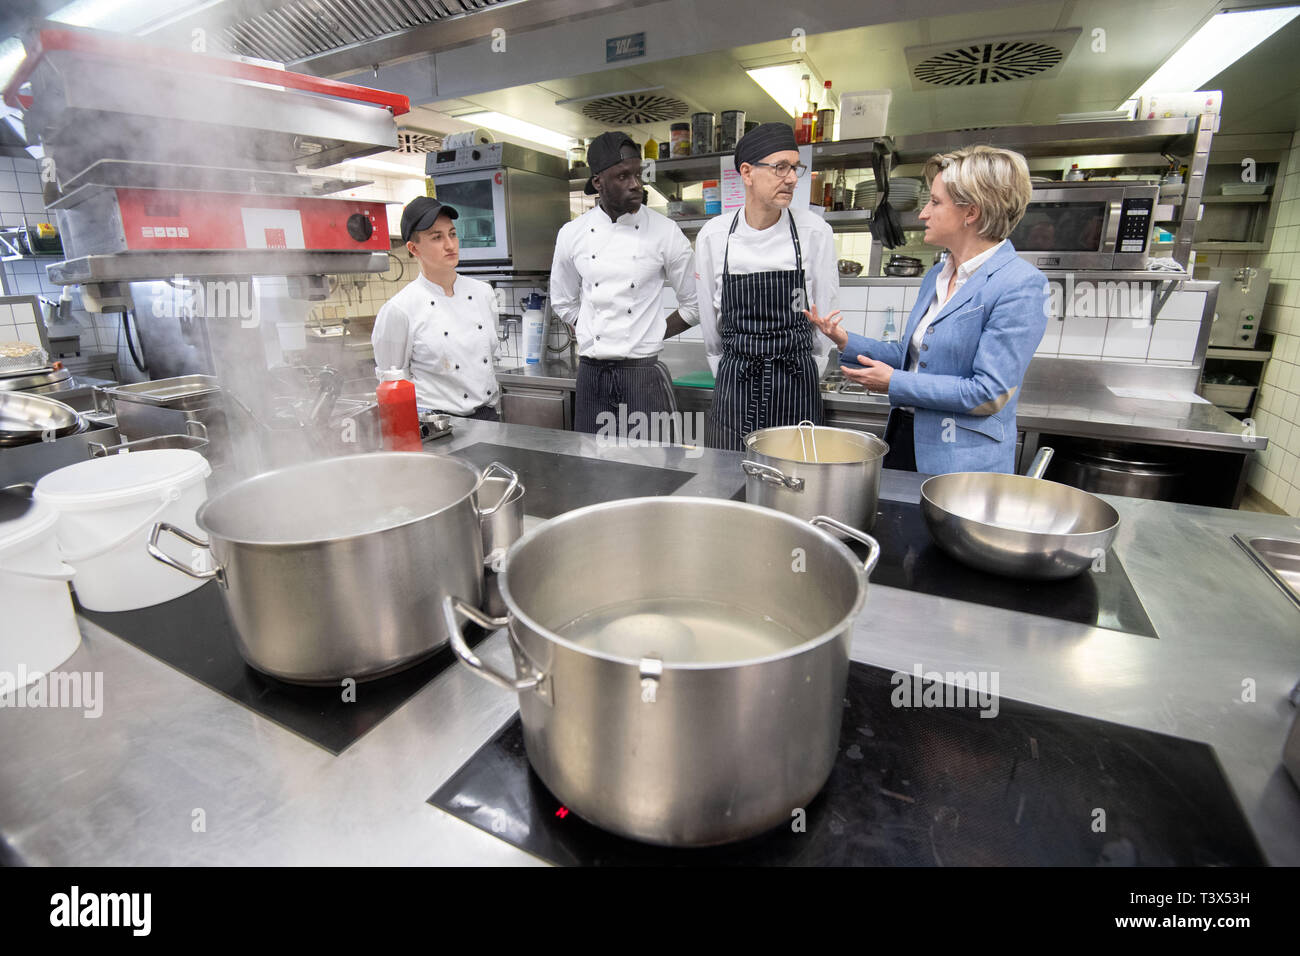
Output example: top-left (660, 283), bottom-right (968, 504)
top-left (429, 661), bottom-right (1263, 866)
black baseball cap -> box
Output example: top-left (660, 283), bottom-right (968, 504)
top-left (400, 196), bottom-right (459, 242)
top-left (584, 131), bottom-right (639, 195)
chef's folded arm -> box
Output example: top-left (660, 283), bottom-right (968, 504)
top-left (805, 225), bottom-right (839, 378)
top-left (548, 234), bottom-right (582, 327)
top-left (694, 230), bottom-right (723, 373)
top-left (371, 301), bottom-right (413, 377)
top-left (662, 229), bottom-right (700, 339)
top-left (884, 281), bottom-right (1043, 416)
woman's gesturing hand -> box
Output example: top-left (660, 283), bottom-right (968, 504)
top-left (803, 305), bottom-right (847, 350)
top-left (843, 354), bottom-right (893, 393)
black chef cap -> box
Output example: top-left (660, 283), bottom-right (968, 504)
top-left (401, 196), bottom-right (459, 242)
top-left (734, 122), bottom-right (798, 171)
top-left (584, 131), bottom-right (639, 195)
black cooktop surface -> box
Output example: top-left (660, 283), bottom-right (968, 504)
top-left (79, 583), bottom-right (489, 755)
top-left (727, 490), bottom-right (1156, 638)
top-left (428, 662), bottom-right (1262, 866)
top-left (451, 443), bottom-right (695, 519)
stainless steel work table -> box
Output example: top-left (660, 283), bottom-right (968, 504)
top-left (2, 419), bottom-right (1297, 865)
top-left (495, 353), bottom-right (1265, 453)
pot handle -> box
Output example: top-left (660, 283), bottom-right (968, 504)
top-left (443, 595), bottom-right (541, 692)
top-left (809, 515), bottom-right (881, 576)
top-left (475, 461), bottom-right (520, 517)
top-left (742, 460), bottom-right (804, 491)
top-left (1025, 446), bottom-right (1055, 479)
top-left (147, 521), bottom-right (224, 583)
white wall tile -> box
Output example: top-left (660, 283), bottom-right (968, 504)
top-left (903, 285), bottom-right (921, 310)
top-left (15, 322), bottom-right (40, 344)
top-left (863, 311), bottom-right (887, 340)
top-left (867, 286), bottom-right (905, 311)
top-left (1058, 314), bottom-right (1107, 357)
top-left (20, 194), bottom-right (46, 215)
top-left (1160, 290), bottom-right (1207, 321)
top-left (839, 287), bottom-right (869, 311)
top-left (839, 311), bottom-right (866, 337)
top-left (1102, 318), bottom-right (1152, 359)
top-left (1148, 318), bottom-right (1200, 362)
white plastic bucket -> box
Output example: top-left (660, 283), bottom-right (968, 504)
top-left (34, 449), bottom-right (212, 612)
top-left (0, 500), bottom-right (81, 686)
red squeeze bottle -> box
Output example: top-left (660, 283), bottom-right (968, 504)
top-left (377, 368), bottom-right (422, 451)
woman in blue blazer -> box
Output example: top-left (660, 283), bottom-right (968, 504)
top-left (808, 146), bottom-right (1048, 475)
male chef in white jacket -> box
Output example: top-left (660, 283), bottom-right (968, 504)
top-left (550, 131), bottom-right (700, 435)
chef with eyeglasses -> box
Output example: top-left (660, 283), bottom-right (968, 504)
top-left (550, 131), bottom-right (700, 435)
top-left (371, 196), bottom-right (502, 420)
top-left (694, 122), bottom-right (837, 450)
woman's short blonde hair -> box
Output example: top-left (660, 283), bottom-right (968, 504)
top-left (923, 145), bottom-right (1032, 241)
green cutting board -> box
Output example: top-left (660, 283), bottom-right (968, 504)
top-left (672, 370), bottom-right (716, 388)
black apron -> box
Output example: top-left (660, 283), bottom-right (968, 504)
top-left (705, 210), bottom-right (825, 451)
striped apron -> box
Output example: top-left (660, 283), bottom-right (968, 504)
top-left (574, 356), bottom-right (678, 436)
top-left (705, 210), bottom-right (825, 451)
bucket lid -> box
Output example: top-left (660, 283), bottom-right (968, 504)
top-left (35, 449), bottom-right (211, 509)
top-left (0, 497), bottom-right (58, 554)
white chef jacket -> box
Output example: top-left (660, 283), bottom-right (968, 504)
top-left (906, 240), bottom-right (1007, 371)
top-left (371, 272), bottom-right (501, 415)
top-left (695, 205), bottom-right (837, 377)
top-left (550, 204), bottom-right (700, 359)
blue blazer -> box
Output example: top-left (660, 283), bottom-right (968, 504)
top-left (840, 241), bottom-right (1048, 475)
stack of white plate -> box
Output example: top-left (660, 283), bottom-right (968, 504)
top-left (851, 180), bottom-right (877, 211)
top-left (889, 177), bottom-right (922, 211)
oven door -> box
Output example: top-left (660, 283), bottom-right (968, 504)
top-left (1010, 186), bottom-right (1121, 270)
top-left (429, 169), bottom-right (510, 263)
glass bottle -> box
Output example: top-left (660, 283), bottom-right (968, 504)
top-left (817, 80), bottom-right (836, 142)
top-left (832, 168), bottom-right (847, 211)
top-left (882, 308), bottom-right (897, 342)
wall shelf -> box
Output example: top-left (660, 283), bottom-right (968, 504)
top-left (1201, 195), bottom-right (1270, 204)
top-left (1193, 241), bottom-right (1269, 251)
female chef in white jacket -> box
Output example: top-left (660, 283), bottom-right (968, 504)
top-left (372, 197), bottom-right (502, 420)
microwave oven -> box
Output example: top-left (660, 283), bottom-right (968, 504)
top-left (426, 143), bottom-right (570, 273)
top-left (1009, 182), bottom-right (1160, 270)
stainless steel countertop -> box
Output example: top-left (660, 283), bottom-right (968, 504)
top-left (496, 352), bottom-right (1263, 452)
top-left (2, 419), bottom-right (1297, 865)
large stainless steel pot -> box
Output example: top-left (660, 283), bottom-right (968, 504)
top-left (742, 422), bottom-right (888, 532)
top-left (445, 496), bottom-right (880, 847)
top-left (920, 448), bottom-right (1121, 580)
top-left (147, 452), bottom-right (509, 684)
top-left (1047, 440), bottom-right (1183, 502)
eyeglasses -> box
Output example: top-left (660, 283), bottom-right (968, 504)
top-left (751, 161), bottom-right (808, 179)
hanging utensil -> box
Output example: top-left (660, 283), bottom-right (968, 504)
top-left (868, 141), bottom-right (904, 249)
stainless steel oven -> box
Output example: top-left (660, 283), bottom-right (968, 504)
top-left (1010, 182), bottom-right (1160, 270)
top-left (427, 143), bottom-right (570, 272)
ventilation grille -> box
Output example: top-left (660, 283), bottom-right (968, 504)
top-left (219, 0), bottom-right (512, 64)
top-left (579, 93), bottom-right (690, 125)
top-left (906, 30), bottom-right (1080, 90)
top-left (395, 129), bottom-right (442, 154)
